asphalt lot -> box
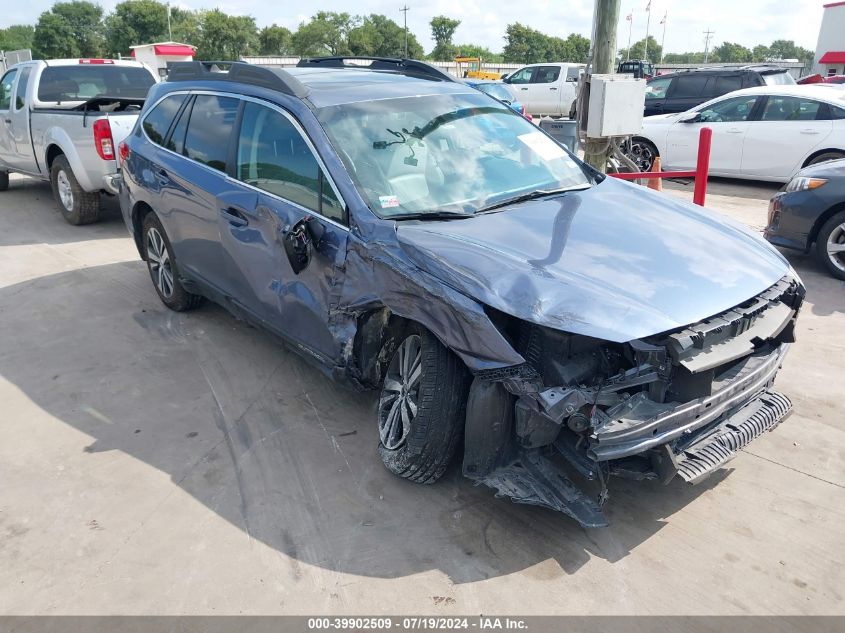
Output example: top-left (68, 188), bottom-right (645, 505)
top-left (1, 173), bottom-right (843, 615)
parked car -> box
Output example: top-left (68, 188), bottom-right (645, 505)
top-left (464, 79), bottom-right (530, 119)
top-left (644, 65), bottom-right (796, 116)
top-left (119, 58), bottom-right (804, 527)
top-left (501, 62), bottom-right (583, 118)
top-left (629, 85), bottom-right (845, 181)
top-left (766, 158), bottom-right (845, 280)
top-left (0, 58), bottom-right (157, 224)
top-left (617, 59), bottom-right (654, 80)
top-left (798, 73), bottom-right (845, 85)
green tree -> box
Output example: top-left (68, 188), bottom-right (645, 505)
top-left (291, 12), bottom-right (358, 57)
top-left (195, 10), bottom-right (258, 60)
top-left (170, 8), bottom-right (201, 46)
top-left (711, 42), bottom-right (752, 63)
top-left (752, 44), bottom-right (770, 62)
top-left (258, 24), bottom-right (293, 55)
top-left (454, 43), bottom-right (502, 62)
top-left (104, 0), bottom-right (169, 57)
top-left (618, 36), bottom-right (661, 64)
top-left (34, 1), bottom-right (104, 58)
top-left (348, 14), bottom-right (423, 58)
top-left (662, 51), bottom-right (706, 64)
top-left (0, 25), bottom-right (35, 52)
top-left (503, 24), bottom-right (589, 64)
top-left (429, 15), bottom-right (460, 61)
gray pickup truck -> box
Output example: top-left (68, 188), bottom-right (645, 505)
top-left (0, 59), bottom-right (157, 224)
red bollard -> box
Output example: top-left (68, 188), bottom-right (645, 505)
top-left (692, 127), bottom-right (712, 206)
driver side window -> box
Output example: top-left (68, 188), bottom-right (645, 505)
top-left (508, 67), bottom-right (534, 84)
top-left (698, 96), bottom-right (758, 123)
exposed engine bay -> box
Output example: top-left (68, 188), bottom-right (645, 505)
top-left (462, 275), bottom-right (805, 527)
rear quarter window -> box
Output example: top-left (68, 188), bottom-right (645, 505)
top-left (762, 72), bottom-right (796, 86)
top-left (142, 94), bottom-right (188, 146)
top-left (671, 74), bottom-right (710, 98)
top-left (183, 94), bottom-right (239, 172)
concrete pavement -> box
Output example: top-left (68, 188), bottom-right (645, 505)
top-left (1, 174), bottom-right (843, 615)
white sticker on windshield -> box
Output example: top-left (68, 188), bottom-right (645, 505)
top-left (518, 131), bottom-right (566, 161)
top-left (379, 195), bottom-right (400, 208)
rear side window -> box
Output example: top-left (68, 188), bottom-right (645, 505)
top-left (0, 69), bottom-right (17, 110)
top-left (184, 95), bottom-right (239, 172)
top-left (236, 101), bottom-right (344, 223)
top-left (533, 67), bottom-right (560, 83)
top-left (761, 96), bottom-right (821, 121)
top-left (15, 67), bottom-right (31, 110)
top-left (671, 75), bottom-right (709, 98)
top-left (165, 97), bottom-right (192, 155)
top-left (37, 65), bottom-right (155, 101)
top-left (645, 76), bottom-right (672, 99)
top-left (762, 72), bottom-right (795, 86)
top-left (829, 103), bottom-right (845, 119)
top-left (566, 66), bottom-right (580, 82)
top-left (142, 94), bottom-right (188, 146)
top-left (714, 75), bottom-right (743, 95)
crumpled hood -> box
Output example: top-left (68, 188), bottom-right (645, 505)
top-left (395, 177), bottom-right (790, 342)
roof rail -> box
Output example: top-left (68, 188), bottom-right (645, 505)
top-left (296, 56), bottom-right (456, 83)
top-left (165, 61), bottom-right (309, 98)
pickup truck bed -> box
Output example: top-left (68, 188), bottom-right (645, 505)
top-left (0, 59), bottom-right (157, 224)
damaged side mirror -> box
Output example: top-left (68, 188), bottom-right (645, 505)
top-left (283, 216), bottom-right (326, 275)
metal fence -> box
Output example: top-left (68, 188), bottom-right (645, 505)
top-left (0, 49), bottom-right (33, 72)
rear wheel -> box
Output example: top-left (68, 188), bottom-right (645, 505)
top-left (627, 138), bottom-right (659, 172)
top-left (0, 170), bottom-right (8, 191)
top-left (816, 210), bottom-right (845, 281)
top-left (807, 151), bottom-right (845, 167)
top-left (50, 156), bottom-right (100, 225)
top-left (377, 324), bottom-right (470, 484)
top-left (142, 212), bottom-right (204, 311)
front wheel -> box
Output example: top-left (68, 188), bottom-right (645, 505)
top-left (377, 324), bottom-right (470, 484)
top-left (626, 138), bottom-right (659, 172)
top-left (50, 156), bottom-right (100, 225)
top-left (816, 210), bottom-right (845, 281)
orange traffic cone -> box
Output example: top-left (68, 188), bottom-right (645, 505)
top-left (647, 156), bottom-right (663, 191)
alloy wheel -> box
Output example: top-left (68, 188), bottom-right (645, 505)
top-left (145, 227), bottom-right (174, 298)
top-left (627, 141), bottom-right (656, 172)
top-left (378, 335), bottom-right (422, 450)
top-left (827, 221), bottom-right (845, 274)
top-left (57, 170), bottom-right (74, 211)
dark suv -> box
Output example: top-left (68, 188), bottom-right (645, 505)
top-left (118, 58), bottom-right (803, 527)
top-left (645, 65), bottom-right (796, 116)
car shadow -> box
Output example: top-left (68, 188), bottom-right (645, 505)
top-left (0, 261), bottom-right (740, 583)
top-left (776, 248), bottom-right (845, 317)
top-left (0, 179), bottom-right (126, 247)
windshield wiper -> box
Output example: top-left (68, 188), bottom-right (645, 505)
top-left (476, 185), bottom-right (591, 214)
top-left (390, 210), bottom-right (474, 221)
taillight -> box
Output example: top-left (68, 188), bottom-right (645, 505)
top-left (93, 119), bottom-right (115, 160)
top-left (79, 59), bottom-right (114, 64)
top-left (118, 141), bottom-right (130, 166)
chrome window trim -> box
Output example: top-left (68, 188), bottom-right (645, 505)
top-left (140, 89), bottom-right (350, 231)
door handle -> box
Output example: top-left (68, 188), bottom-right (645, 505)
top-left (549, 87), bottom-right (558, 91)
top-left (520, 87), bottom-right (528, 91)
top-left (800, 129), bottom-right (820, 135)
top-left (2, 119), bottom-right (10, 124)
top-left (726, 128), bottom-right (744, 134)
top-left (221, 206), bottom-right (248, 228)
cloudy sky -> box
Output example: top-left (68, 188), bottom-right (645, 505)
top-left (1, 0), bottom-right (826, 54)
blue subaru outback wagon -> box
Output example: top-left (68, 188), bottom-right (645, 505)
top-left (119, 58), bottom-right (804, 526)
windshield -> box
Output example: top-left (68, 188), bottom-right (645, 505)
top-left (763, 71), bottom-right (796, 86)
top-left (37, 65), bottom-right (155, 102)
top-left (317, 93), bottom-right (591, 218)
top-left (475, 83), bottom-right (513, 102)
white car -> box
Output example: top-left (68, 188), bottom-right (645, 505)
top-left (501, 62), bottom-right (584, 118)
top-left (629, 85), bottom-right (845, 182)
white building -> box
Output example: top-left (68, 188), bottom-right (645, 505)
top-left (813, 1), bottom-right (845, 76)
top-left (130, 42), bottom-right (197, 78)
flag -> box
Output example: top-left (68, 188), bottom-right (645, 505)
top-left (626, 13), bottom-right (633, 21)
top-left (660, 12), bottom-right (666, 24)
top-left (645, 1), bottom-right (651, 11)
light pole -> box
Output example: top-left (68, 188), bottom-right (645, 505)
top-left (643, 0), bottom-right (651, 61)
top-left (400, 5), bottom-right (410, 57)
top-left (659, 11), bottom-right (667, 63)
top-left (625, 11), bottom-right (633, 61)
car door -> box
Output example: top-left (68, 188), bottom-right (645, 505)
top-left (664, 73), bottom-right (712, 114)
top-left (527, 66), bottom-right (562, 114)
top-left (741, 95), bottom-right (834, 179)
top-left (644, 76), bottom-right (673, 116)
top-left (664, 94), bottom-right (761, 174)
top-left (1, 65), bottom-right (38, 173)
top-left (505, 66), bottom-right (536, 111)
top-left (152, 92), bottom-right (241, 297)
top-left (222, 99), bottom-right (349, 361)
top-left (561, 65), bottom-right (581, 115)
top-left (0, 68), bottom-right (19, 169)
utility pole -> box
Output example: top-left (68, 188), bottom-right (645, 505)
top-left (643, 0), bottom-right (651, 61)
top-left (400, 5), bottom-right (410, 57)
top-left (703, 29), bottom-right (715, 63)
top-left (584, 0), bottom-right (622, 171)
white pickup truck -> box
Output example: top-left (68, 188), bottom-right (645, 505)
top-left (502, 62), bottom-right (584, 118)
top-left (0, 59), bottom-right (157, 224)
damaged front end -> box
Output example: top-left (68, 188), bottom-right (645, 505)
top-left (463, 275), bottom-right (805, 527)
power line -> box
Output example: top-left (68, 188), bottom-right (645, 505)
top-left (400, 5), bottom-right (410, 57)
top-left (703, 29), bottom-right (715, 63)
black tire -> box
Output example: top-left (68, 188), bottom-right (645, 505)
top-left (376, 323), bottom-right (470, 484)
top-left (815, 210), bottom-right (845, 281)
top-left (50, 155), bottom-right (100, 225)
top-left (0, 170), bottom-right (9, 191)
top-left (627, 137), bottom-right (659, 172)
top-left (807, 151), bottom-right (845, 167)
top-left (142, 212), bottom-right (204, 311)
